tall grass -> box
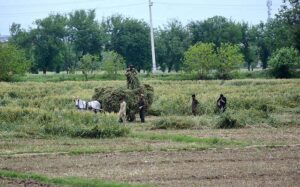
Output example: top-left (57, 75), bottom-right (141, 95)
top-left (0, 79), bottom-right (299, 137)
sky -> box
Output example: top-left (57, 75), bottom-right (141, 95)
top-left (0, 0), bottom-right (283, 36)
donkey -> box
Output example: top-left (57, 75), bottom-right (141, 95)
top-left (74, 98), bottom-right (102, 113)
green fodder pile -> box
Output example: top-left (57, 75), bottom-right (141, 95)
top-left (92, 84), bottom-right (154, 121)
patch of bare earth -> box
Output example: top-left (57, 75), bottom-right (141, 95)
top-left (0, 177), bottom-right (53, 187)
top-left (1, 146), bottom-right (299, 187)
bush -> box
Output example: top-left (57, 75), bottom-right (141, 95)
top-left (216, 113), bottom-right (243, 129)
top-left (0, 43), bottom-right (30, 81)
top-left (269, 47), bottom-right (300, 78)
top-left (74, 124), bottom-right (130, 138)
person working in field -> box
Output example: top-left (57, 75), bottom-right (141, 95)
top-left (118, 97), bottom-right (127, 123)
top-left (138, 94), bottom-right (146, 123)
top-left (191, 94), bottom-right (199, 116)
top-left (217, 94), bottom-right (227, 112)
top-left (125, 65), bottom-right (140, 89)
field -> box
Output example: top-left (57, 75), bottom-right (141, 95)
top-left (0, 78), bottom-right (300, 186)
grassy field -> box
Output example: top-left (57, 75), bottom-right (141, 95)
top-left (0, 79), bottom-right (299, 186)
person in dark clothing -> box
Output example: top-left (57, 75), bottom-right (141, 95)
top-left (217, 94), bottom-right (227, 112)
top-left (191, 94), bottom-right (199, 116)
top-left (138, 94), bottom-right (146, 123)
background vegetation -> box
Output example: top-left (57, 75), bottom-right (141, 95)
top-left (1, 0), bottom-right (298, 80)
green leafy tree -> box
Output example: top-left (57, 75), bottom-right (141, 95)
top-left (248, 45), bottom-right (259, 70)
top-left (251, 18), bottom-right (294, 69)
top-left (103, 15), bottom-right (151, 71)
top-left (264, 18), bottom-right (294, 53)
top-left (0, 43), bottom-right (30, 81)
top-left (101, 51), bottom-right (125, 79)
top-left (250, 23), bottom-right (270, 69)
top-left (240, 22), bottom-right (260, 71)
top-left (269, 47), bottom-right (300, 78)
top-left (216, 43), bottom-right (244, 79)
top-left (32, 14), bottom-right (68, 74)
top-left (79, 54), bottom-right (99, 80)
top-left (9, 23), bottom-right (36, 73)
top-left (188, 16), bottom-right (242, 47)
top-left (183, 43), bottom-right (217, 78)
top-left (62, 41), bottom-right (77, 74)
top-left (277, 0), bottom-right (300, 52)
top-left (155, 20), bottom-right (190, 72)
top-left (68, 10), bottom-right (106, 57)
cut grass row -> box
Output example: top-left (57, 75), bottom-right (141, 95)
top-left (0, 132), bottom-right (249, 156)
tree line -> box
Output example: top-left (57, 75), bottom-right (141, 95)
top-left (1, 0), bottom-right (299, 80)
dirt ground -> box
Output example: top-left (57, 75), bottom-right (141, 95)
top-left (1, 145), bottom-right (299, 187)
top-left (0, 177), bottom-right (54, 187)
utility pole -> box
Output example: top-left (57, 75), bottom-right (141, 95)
top-left (149, 0), bottom-right (157, 73)
top-left (267, 0), bottom-right (272, 22)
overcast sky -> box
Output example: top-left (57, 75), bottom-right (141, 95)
top-left (0, 0), bottom-right (283, 35)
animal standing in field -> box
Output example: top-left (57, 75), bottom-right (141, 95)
top-left (74, 98), bottom-right (102, 113)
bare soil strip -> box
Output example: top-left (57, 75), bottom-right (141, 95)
top-left (0, 176), bottom-right (53, 187)
top-left (1, 146), bottom-right (299, 187)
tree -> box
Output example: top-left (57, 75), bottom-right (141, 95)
top-left (188, 16), bottom-right (242, 47)
top-left (79, 54), bottom-right (99, 80)
top-left (68, 10), bottom-right (106, 57)
top-left (103, 15), bottom-right (151, 71)
top-left (251, 23), bottom-right (271, 69)
top-left (269, 47), bottom-right (300, 78)
top-left (9, 23), bottom-right (36, 72)
top-left (0, 43), bottom-right (30, 81)
top-left (216, 43), bottom-right (244, 79)
top-left (155, 20), bottom-right (190, 72)
top-left (32, 14), bottom-right (68, 74)
top-left (183, 43), bottom-right (217, 78)
top-left (277, 0), bottom-right (300, 52)
top-left (101, 51), bottom-right (125, 79)
top-left (264, 18), bottom-right (294, 53)
top-left (61, 41), bottom-right (77, 74)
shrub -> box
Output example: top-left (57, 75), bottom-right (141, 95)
top-left (74, 124), bottom-right (130, 138)
top-left (216, 113), bottom-right (242, 129)
top-left (148, 108), bottom-right (162, 116)
top-left (0, 43), bottom-right (31, 81)
top-left (269, 47), bottom-right (300, 78)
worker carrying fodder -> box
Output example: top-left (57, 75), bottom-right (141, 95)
top-left (125, 65), bottom-right (140, 89)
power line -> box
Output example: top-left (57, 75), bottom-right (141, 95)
top-left (0, 0), bottom-right (105, 8)
top-left (0, 2), bottom-right (146, 16)
top-left (0, 0), bottom-right (145, 8)
top-left (155, 1), bottom-right (280, 8)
